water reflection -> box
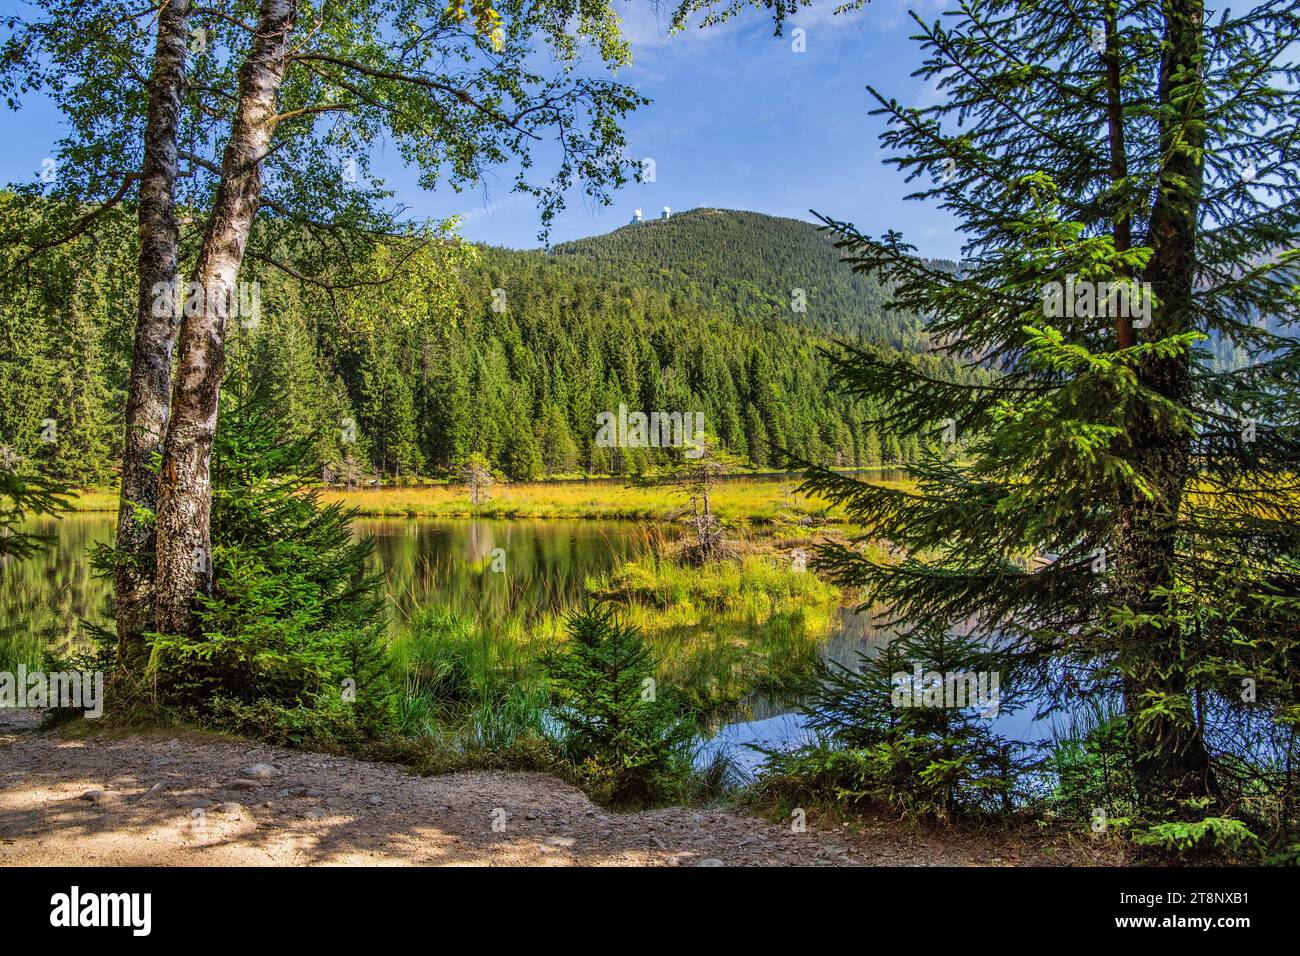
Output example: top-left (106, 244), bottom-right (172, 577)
top-left (700, 605), bottom-right (1067, 776)
top-left (0, 515), bottom-right (115, 665)
top-left (1, 515), bottom-right (664, 658)
top-left (357, 517), bottom-right (661, 632)
top-left (7, 514), bottom-right (1042, 776)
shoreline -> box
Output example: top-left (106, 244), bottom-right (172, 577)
top-left (0, 711), bottom-right (1114, 867)
top-left (63, 474), bottom-right (906, 523)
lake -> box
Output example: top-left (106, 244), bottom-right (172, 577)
top-left (0, 513), bottom-right (654, 651)
top-left (1, 513), bottom-right (1055, 773)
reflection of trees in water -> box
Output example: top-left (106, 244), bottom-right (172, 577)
top-left (1, 516), bottom-right (115, 666)
top-left (721, 608), bottom-right (996, 728)
top-left (352, 517), bottom-right (647, 633)
top-left (819, 605), bottom-right (896, 672)
top-left (463, 520), bottom-right (495, 564)
top-left (820, 607), bottom-right (986, 673)
top-left (18, 515), bottom-right (650, 654)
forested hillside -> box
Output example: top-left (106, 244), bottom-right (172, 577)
top-left (551, 207), bottom-right (951, 348)
top-left (0, 198), bottom-right (977, 485)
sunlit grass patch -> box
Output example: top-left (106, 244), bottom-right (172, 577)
top-left (66, 489), bottom-right (118, 512)
top-left (315, 473), bottom-right (909, 525)
top-left (588, 554), bottom-right (843, 717)
top-left (385, 549), bottom-right (846, 743)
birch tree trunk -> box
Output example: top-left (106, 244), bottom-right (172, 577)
top-left (152, 0), bottom-right (297, 634)
top-left (115, 0), bottom-right (191, 658)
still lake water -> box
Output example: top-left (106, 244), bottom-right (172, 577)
top-left (0, 514), bottom-right (651, 648)
top-left (1, 513), bottom-right (1054, 774)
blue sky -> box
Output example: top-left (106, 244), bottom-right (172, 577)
top-left (438, 0), bottom-right (962, 255)
top-left (0, 0), bottom-right (961, 257)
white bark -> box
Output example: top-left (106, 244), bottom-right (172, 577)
top-left (153, 0), bottom-right (297, 634)
top-left (115, 0), bottom-right (191, 655)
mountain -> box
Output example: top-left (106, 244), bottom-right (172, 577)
top-left (547, 208), bottom-right (930, 349)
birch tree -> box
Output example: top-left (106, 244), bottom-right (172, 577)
top-left (3, 0), bottom-right (645, 644)
top-left (118, 0), bottom-right (191, 652)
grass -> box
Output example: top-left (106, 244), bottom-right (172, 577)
top-left (62, 489), bottom-right (117, 512)
top-left (589, 553), bottom-right (847, 718)
top-left (382, 549), bottom-right (850, 755)
top-left (50, 478), bottom-right (878, 806)
top-left (0, 627), bottom-right (42, 672)
top-left (387, 604), bottom-right (560, 736)
top-left (323, 479), bottom-right (839, 522)
top-left (379, 551), bottom-right (845, 805)
top-left (68, 472), bottom-right (914, 524)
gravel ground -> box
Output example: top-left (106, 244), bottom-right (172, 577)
top-left (0, 711), bottom-right (1108, 867)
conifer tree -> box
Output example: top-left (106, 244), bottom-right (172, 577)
top-left (545, 601), bottom-right (694, 806)
top-left (359, 337), bottom-right (424, 479)
top-left (44, 279), bottom-right (117, 487)
top-left (789, 0), bottom-right (1300, 829)
top-left (665, 433), bottom-right (745, 562)
top-left (537, 403), bottom-right (580, 474)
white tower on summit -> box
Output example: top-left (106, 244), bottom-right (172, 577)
top-left (631, 208), bottom-right (643, 223)
top-left (661, 206), bottom-right (671, 220)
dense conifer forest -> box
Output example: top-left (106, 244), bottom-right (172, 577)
top-left (0, 202), bottom-right (978, 484)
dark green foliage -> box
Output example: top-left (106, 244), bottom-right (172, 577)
top-left (357, 335), bottom-right (424, 480)
top-left (550, 208), bottom-right (944, 347)
top-left (0, 195), bottom-right (126, 487)
top-left (1045, 709), bottom-right (1139, 828)
top-left (145, 374), bottom-right (393, 736)
top-left (2, 200), bottom-right (984, 483)
top-left (545, 601), bottom-right (695, 806)
top-left (760, 628), bottom-right (1035, 819)
top-left (782, 0), bottom-right (1300, 856)
top-left (0, 448), bottom-right (72, 561)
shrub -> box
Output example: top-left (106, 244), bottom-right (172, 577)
top-left (142, 375), bottom-right (394, 739)
top-left (1044, 706), bottom-right (1140, 826)
top-left (1134, 812), bottom-right (1261, 858)
top-left (544, 601), bottom-right (696, 807)
top-left (756, 626), bottom-right (1036, 819)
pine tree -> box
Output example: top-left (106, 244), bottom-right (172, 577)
top-left (762, 626), bottom-right (1033, 819)
top-left (861, 427), bottom-right (882, 468)
top-left (665, 433), bottom-right (746, 563)
top-left (358, 336), bottom-right (424, 480)
top-left (744, 402), bottom-right (770, 468)
top-left (44, 279), bottom-right (116, 487)
top-left (537, 403), bottom-right (580, 474)
top-left (422, 332), bottom-right (473, 473)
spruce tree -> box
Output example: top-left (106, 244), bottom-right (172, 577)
top-left (763, 626), bottom-right (1033, 819)
top-left (145, 371), bottom-right (392, 734)
top-left (792, 0), bottom-right (1300, 834)
top-left (44, 275), bottom-right (117, 487)
top-left (537, 403), bottom-right (580, 474)
top-left (545, 601), bottom-right (694, 806)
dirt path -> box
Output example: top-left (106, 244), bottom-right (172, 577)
top-left (0, 711), bottom-right (1101, 867)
